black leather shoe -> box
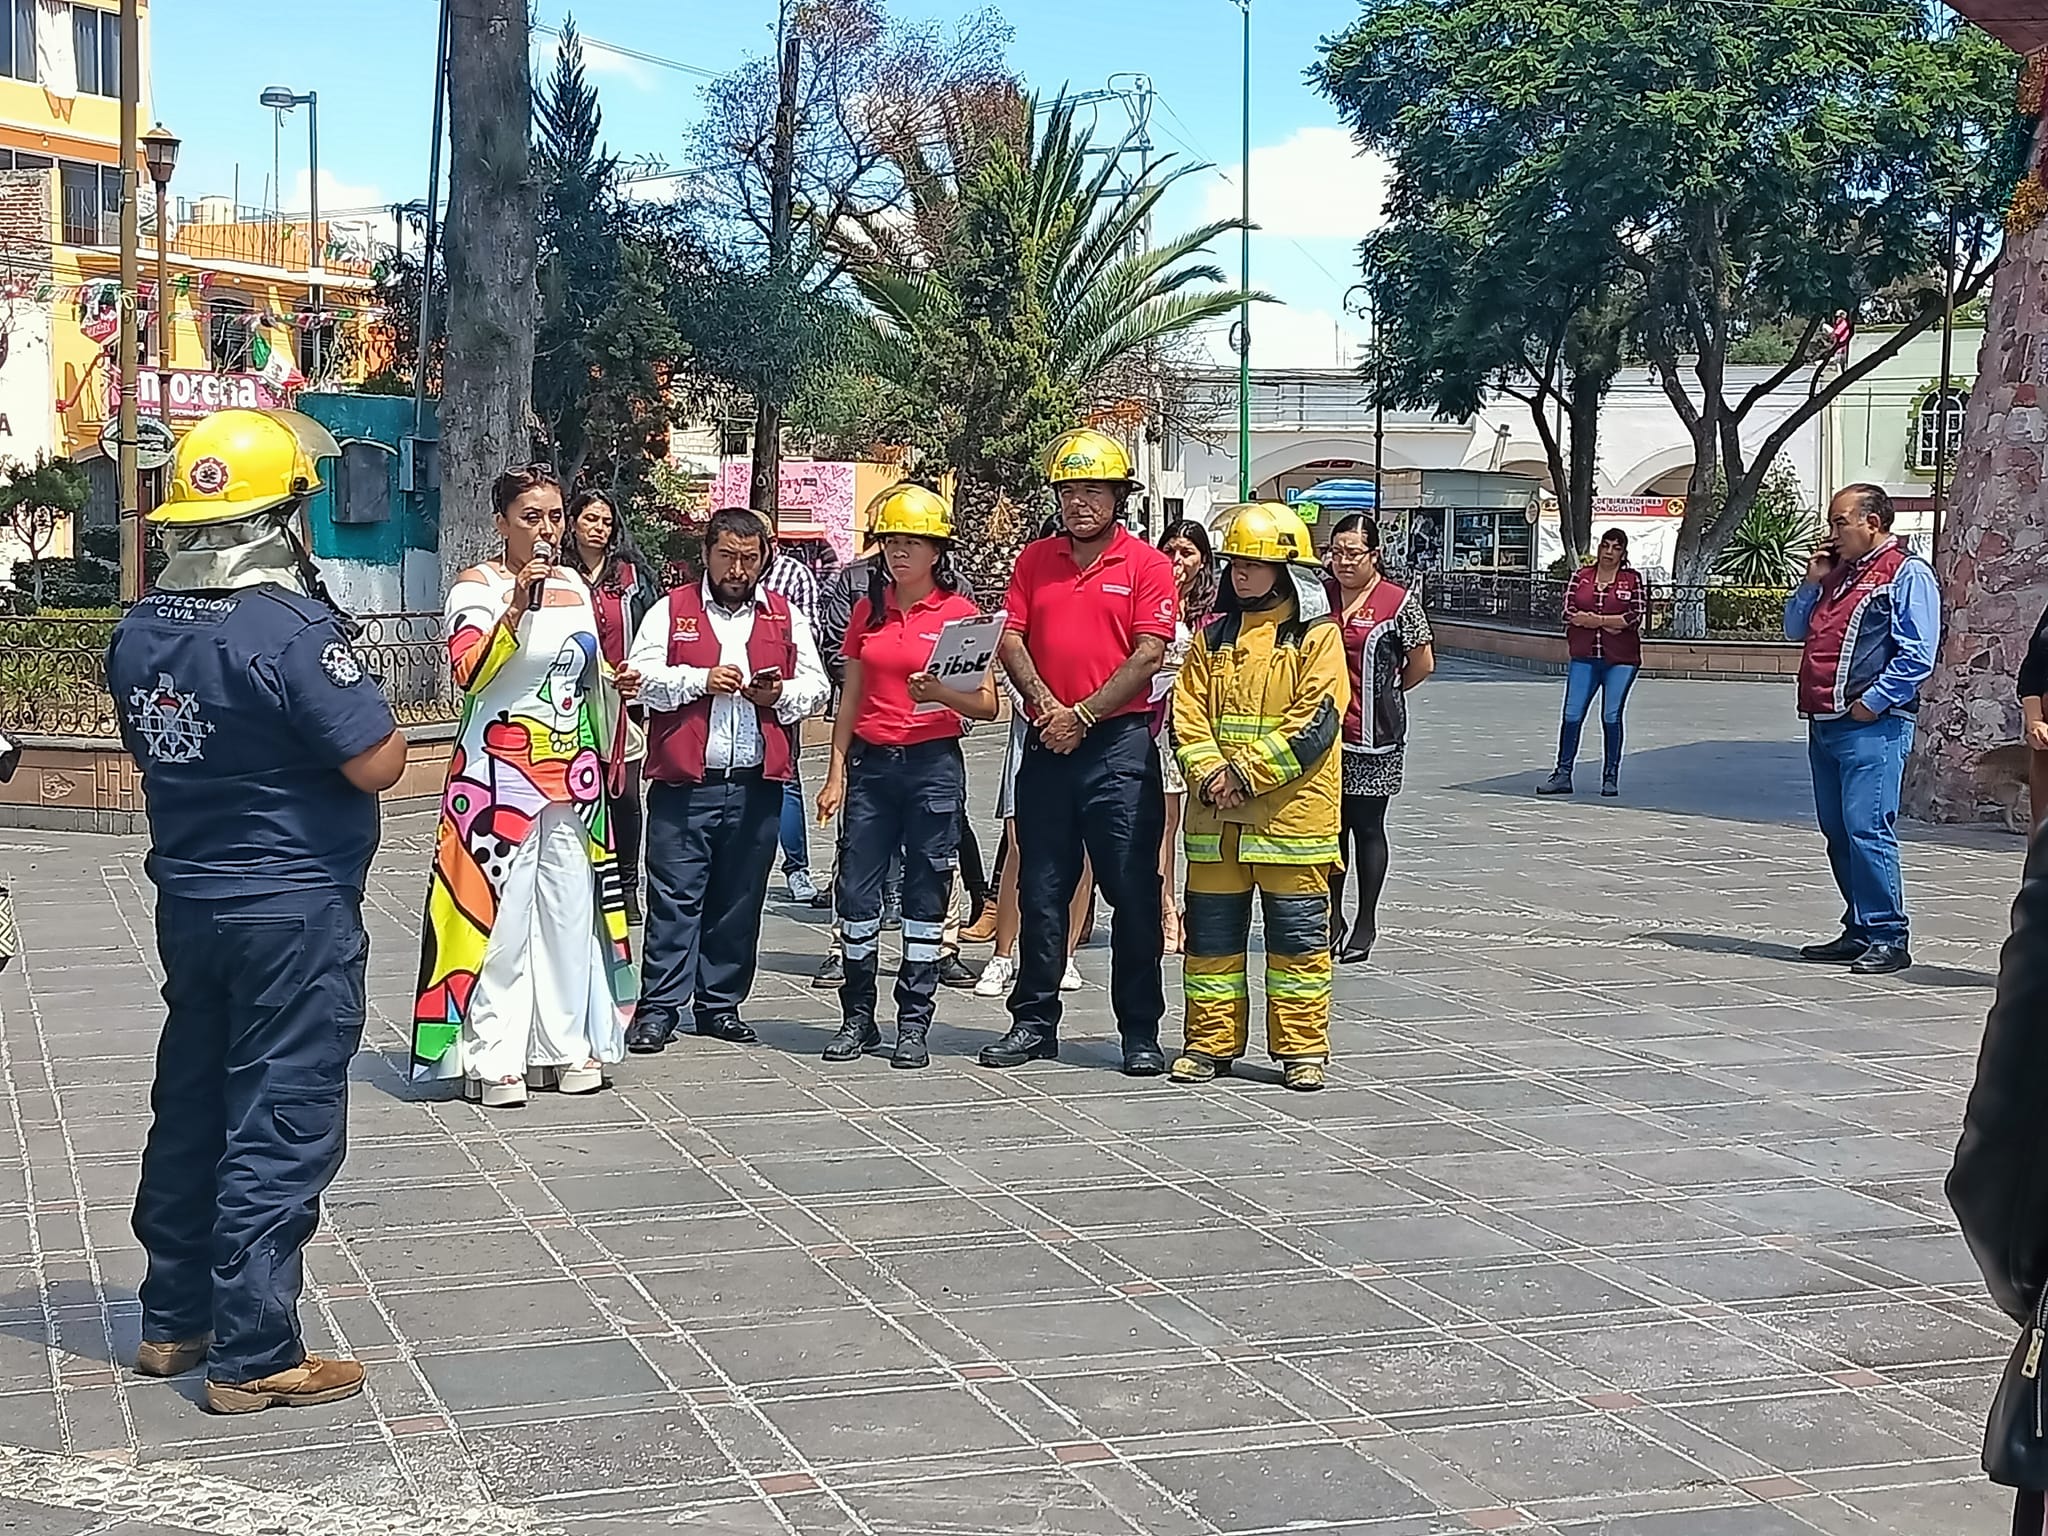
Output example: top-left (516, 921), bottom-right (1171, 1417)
top-left (978, 1026), bottom-right (1058, 1068)
top-left (694, 1015), bottom-right (758, 1044)
top-left (1336, 938), bottom-right (1373, 966)
top-left (937, 954), bottom-right (980, 989)
top-left (1330, 917), bottom-right (1348, 955)
top-left (625, 1017), bottom-right (673, 1054)
top-left (1848, 943), bottom-right (1911, 976)
top-left (811, 954), bottom-right (844, 989)
top-left (1121, 1043), bottom-right (1166, 1077)
top-left (822, 1021), bottom-right (881, 1061)
top-left (891, 1030), bottom-right (930, 1070)
top-left (1799, 934), bottom-right (1870, 964)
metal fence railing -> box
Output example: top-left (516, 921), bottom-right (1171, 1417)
top-left (1419, 574), bottom-right (1795, 640)
top-left (0, 611), bottom-right (458, 740)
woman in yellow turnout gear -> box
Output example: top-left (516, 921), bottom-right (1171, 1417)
top-left (1171, 502), bottom-right (1350, 1091)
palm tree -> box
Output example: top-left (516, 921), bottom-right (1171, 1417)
top-left (842, 94), bottom-right (1259, 592)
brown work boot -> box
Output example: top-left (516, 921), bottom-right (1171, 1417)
top-left (134, 1336), bottom-right (210, 1377)
top-left (204, 1354), bottom-right (366, 1415)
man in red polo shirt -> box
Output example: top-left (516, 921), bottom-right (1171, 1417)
top-left (983, 429), bottom-right (1179, 1076)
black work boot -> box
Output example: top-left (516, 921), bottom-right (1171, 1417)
top-left (978, 1025), bottom-right (1058, 1068)
top-left (821, 1020), bottom-right (882, 1062)
top-left (891, 1022), bottom-right (931, 1070)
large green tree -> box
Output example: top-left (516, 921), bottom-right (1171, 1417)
top-left (843, 96), bottom-right (1256, 593)
top-left (532, 19), bottom-right (684, 500)
top-left (1320, 0), bottom-right (2027, 632)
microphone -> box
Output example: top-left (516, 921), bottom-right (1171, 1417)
top-left (529, 539), bottom-right (554, 611)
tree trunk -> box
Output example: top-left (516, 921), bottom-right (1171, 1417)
top-left (1667, 433), bottom-right (1723, 638)
top-left (439, 3), bottom-right (539, 589)
top-left (952, 470), bottom-right (1028, 609)
top-left (749, 396), bottom-right (783, 522)
top-left (1904, 124), bottom-right (2048, 826)
top-left (1565, 370), bottom-right (1604, 562)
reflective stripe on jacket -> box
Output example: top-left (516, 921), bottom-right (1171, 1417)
top-left (1171, 593), bottom-right (1349, 866)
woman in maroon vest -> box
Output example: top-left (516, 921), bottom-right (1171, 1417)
top-left (566, 488), bottom-right (657, 923)
top-left (816, 486), bottom-right (999, 1068)
top-left (1537, 527), bottom-right (1646, 798)
top-left (1325, 514), bottom-right (1434, 965)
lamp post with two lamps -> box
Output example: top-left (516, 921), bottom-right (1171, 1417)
top-left (259, 85), bottom-right (321, 383)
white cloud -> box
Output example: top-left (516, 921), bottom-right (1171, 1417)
top-left (1192, 305), bottom-right (1369, 372)
top-left (581, 39), bottom-right (655, 92)
top-left (289, 168), bottom-right (397, 253)
top-left (1201, 126), bottom-right (1390, 241)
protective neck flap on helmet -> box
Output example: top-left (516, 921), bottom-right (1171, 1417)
top-left (157, 510), bottom-right (309, 596)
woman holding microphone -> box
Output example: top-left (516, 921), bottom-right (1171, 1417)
top-left (816, 486), bottom-right (999, 1069)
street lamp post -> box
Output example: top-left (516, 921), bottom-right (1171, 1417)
top-left (259, 86), bottom-right (321, 384)
top-left (1343, 281), bottom-right (1385, 502)
top-left (1233, 0), bottom-right (1251, 502)
top-left (141, 124), bottom-right (179, 479)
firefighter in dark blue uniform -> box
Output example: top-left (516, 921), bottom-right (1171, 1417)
top-left (106, 408), bottom-right (407, 1415)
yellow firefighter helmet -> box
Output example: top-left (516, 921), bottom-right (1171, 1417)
top-left (1043, 428), bottom-right (1141, 489)
top-left (1215, 501), bottom-right (1315, 564)
top-left (864, 482), bottom-right (954, 540)
top-left (153, 408), bottom-right (342, 526)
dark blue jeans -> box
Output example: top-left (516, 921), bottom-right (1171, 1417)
top-left (836, 738), bottom-right (963, 1034)
top-left (642, 772), bottom-right (782, 1031)
top-left (1807, 712), bottom-right (1914, 946)
top-left (1556, 658), bottom-right (1639, 780)
top-left (134, 885), bottom-right (367, 1383)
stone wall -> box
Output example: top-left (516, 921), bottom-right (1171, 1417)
top-left (1904, 117), bottom-right (2048, 824)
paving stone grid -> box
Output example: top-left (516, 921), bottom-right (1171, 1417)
top-left (0, 662), bottom-right (2030, 1536)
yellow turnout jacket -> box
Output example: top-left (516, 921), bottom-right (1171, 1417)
top-left (1172, 580), bottom-right (1349, 866)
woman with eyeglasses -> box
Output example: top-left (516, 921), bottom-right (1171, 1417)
top-left (1324, 514), bottom-right (1434, 966)
top-left (565, 488), bottom-right (658, 923)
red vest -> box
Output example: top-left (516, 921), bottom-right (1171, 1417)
top-left (1797, 539), bottom-right (1916, 718)
top-left (1332, 576), bottom-right (1413, 750)
top-left (644, 584), bottom-right (799, 784)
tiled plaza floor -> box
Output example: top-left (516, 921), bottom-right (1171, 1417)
top-left (0, 662), bottom-right (2029, 1535)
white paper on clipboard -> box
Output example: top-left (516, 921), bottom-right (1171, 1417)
top-left (916, 609), bottom-right (1007, 713)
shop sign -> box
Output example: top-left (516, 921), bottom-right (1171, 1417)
top-left (1592, 495), bottom-right (1686, 519)
top-left (105, 369), bottom-right (292, 422)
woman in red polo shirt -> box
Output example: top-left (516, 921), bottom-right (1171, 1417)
top-left (816, 485), bottom-right (999, 1068)
top-left (1537, 527), bottom-right (1647, 797)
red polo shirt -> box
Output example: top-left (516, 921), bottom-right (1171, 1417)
top-left (1002, 528), bottom-right (1178, 719)
top-left (843, 586), bottom-right (983, 746)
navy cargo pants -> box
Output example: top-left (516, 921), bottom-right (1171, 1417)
top-left (133, 886), bottom-right (367, 1384)
top-left (837, 739), bottom-right (963, 1037)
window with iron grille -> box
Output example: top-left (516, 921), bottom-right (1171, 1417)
top-left (1914, 387), bottom-right (1967, 473)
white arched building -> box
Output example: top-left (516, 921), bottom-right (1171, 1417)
top-left (1162, 364), bottom-right (1826, 579)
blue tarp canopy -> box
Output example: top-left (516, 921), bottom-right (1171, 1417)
top-left (1291, 478), bottom-right (1377, 515)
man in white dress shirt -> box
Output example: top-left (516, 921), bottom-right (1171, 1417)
top-left (618, 508), bottom-right (829, 1051)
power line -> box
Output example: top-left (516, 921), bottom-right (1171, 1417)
top-left (1151, 95), bottom-right (1358, 295)
top-left (533, 21), bottom-right (721, 81)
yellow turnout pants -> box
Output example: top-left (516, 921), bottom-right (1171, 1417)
top-left (1182, 825), bottom-right (1333, 1063)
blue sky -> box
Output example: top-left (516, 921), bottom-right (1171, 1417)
top-left (154, 0), bottom-right (1385, 368)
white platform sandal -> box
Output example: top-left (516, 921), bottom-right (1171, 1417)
top-left (463, 1076), bottom-right (528, 1109)
top-left (526, 1062), bottom-right (607, 1095)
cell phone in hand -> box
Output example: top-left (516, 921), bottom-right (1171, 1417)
top-left (749, 667), bottom-right (783, 687)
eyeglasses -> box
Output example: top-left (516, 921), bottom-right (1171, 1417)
top-left (1327, 546), bottom-right (1372, 562)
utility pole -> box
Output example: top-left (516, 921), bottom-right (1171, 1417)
top-left (414, 0), bottom-right (449, 443)
top-left (750, 1), bottom-right (800, 523)
top-left (1234, 0), bottom-right (1252, 503)
top-left (116, 0), bottom-right (140, 602)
